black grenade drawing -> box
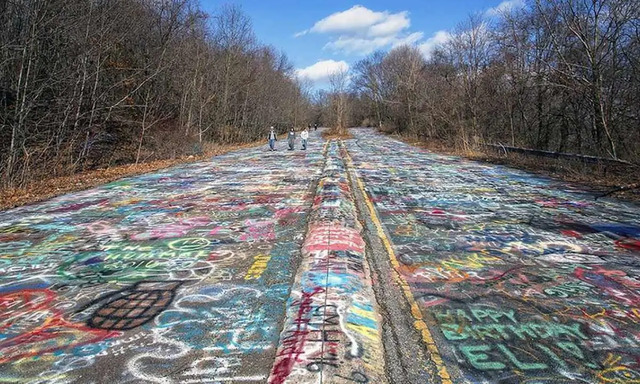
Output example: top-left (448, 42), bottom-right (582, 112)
top-left (82, 281), bottom-right (182, 330)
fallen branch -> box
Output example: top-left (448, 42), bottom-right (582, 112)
top-left (482, 143), bottom-right (638, 167)
top-left (595, 183), bottom-right (640, 200)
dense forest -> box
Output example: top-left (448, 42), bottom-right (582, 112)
top-left (2, 0), bottom-right (638, 190)
top-left (337, 0), bottom-right (639, 164)
top-left (0, 0), bottom-right (312, 188)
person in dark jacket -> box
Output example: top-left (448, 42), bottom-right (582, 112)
top-left (287, 128), bottom-right (296, 150)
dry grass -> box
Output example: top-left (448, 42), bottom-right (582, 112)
top-left (322, 128), bottom-right (355, 140)
top-left (396, 134), bottom-right (640, 203)
top-left (0, 140), bottom-right (261, 210)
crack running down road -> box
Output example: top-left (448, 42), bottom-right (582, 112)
top-left (1, 128), bottom-right (640, 383)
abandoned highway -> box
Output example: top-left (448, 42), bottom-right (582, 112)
top-left (1, 128), bottom-right (639, 383)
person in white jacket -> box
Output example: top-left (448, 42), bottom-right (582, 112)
top-left (267, 127), bottom-right (277, 151)
top-left (300, 127), bottom-right (309, 150)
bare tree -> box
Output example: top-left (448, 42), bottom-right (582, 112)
top-left (0, 1), bottom-right (312, 189)
top-left (329, 69), bottom-right (350, 135)
top-left (353, 52), bottom-right (386, 129)
top-left (346, 0), bottom-right (639, 163)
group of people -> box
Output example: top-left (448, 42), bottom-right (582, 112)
top-left (267, 124), bottom-right (317, 151)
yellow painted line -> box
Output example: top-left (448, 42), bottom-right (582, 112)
top-left (343, 145), bottom-right (453, 384)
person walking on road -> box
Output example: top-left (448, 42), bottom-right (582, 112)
top-left (287, 128), bottom-right (296, 150)
top-left (300, 127), bottom-right (309, 150)
top-left (314, 123), bottom-right (318, 131)
top-left (267, 127), bottom-right (277, 151)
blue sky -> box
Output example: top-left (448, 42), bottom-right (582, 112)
top-left (200, 1), bottom-right (524, 87)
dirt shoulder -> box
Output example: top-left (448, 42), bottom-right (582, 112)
top-left (0, 141), bottom-right (261, 211)
top-left (394, 134), bottom-right (640, 204)
top-left (322, 129), bottom-right (355, 140)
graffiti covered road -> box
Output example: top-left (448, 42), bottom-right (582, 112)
top-left (3, 127), bottom-right (640, 384)
top-left (0, 130), bottom-right (366, 383)
top-left (346, 129), bottom-right (640, 384)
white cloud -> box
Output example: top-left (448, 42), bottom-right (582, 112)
top-left (296, 60), bottom-right (349, 82)
top-left (297, 5), bottom-right (415, 55)
top-left (367, 12), bottom-right (410, 37)
top-left (325, 36), bottom-right (394, 55)
top-left (309, 5), bottom-right (387, 35)
top-left (297, 5), bottom-right (488, 60)
top-left (324, 30), bottom-right (424, 56)
top-left (486, 0), bottom-right (525, 16)
top-left (418, 30), bottom-right (452, 59)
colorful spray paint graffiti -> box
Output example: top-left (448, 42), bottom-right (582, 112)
top-left (346, 129), bottom-right (640, 383)
top-left (269, 141), bottom-right (386, 384)
top-left (0, 133), bottom-right (325, 383)
top-left (6, 126), bottom-right (637, 383)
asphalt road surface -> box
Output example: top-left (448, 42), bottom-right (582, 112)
top-left (1, 128), bottom-right (639, 384)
